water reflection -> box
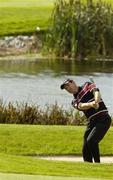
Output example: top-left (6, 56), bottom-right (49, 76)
top-left (0, 59), bottom-right (113, 75)
top-left (0, 59), bottom-right (112, 114)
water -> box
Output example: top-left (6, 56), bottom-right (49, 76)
top-left (0, 59), bottom-right (113, 114)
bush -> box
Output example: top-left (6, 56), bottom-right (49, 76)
top-left (0, 100), bottom-right (112, 126)
top-left (0, 100), bottom-right (87, 125)
top-left (45, 0), bottom-right (113, 59)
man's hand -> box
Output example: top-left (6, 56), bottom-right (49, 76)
top-left (78, 101), bottom-right (99, 110)
top-left (71, 100), bottom-right (78, 109)
top-left (90, 101), bottom-right (99, 109)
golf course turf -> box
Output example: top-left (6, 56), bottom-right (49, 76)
top-left (0, 124), bottom-right (113, 179)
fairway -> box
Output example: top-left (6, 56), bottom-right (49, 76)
top-left (0, 125), bottom-right (113, 179)
top-left (0, 124), bottom-right (113, 155)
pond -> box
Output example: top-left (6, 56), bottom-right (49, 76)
top-left (0, 58), bottom-right (113, 114)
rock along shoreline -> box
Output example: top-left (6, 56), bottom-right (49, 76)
top-left (1, 35), bottom-right (113, 62)
top-left (0, 34), bottom-right (42, 58)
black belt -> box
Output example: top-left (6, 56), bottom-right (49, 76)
top-left (89, 111), bottom-right (109, 121)
top-left (96, 111), bottom-right (108, 117)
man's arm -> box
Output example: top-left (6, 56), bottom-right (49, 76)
top-left (78, 90), bottom-right (101, 111)
top-left (78, 101), bottom-right (98, 110)
top-left (93, 90), bottom-right (101, 103)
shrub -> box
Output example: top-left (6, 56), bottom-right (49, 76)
top-left (0, 100), bottom-right (87, 125)
top-left (0, 100), bottom-right (112, 126)
top-left (45, 0), bottom-right (113, 59)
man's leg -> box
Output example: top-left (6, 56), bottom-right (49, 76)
top-left (86, 116), bottom-right (111, 163)
top-left (87, 127), bottom-right (100, 163)
top-left (83, 140), bottom-right (93, 162)
top-left (82, 124), bottom-right (93, 162)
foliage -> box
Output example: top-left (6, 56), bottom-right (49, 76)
top-left (0, 100), bottom-right (112, 125)
top-left (45, 0), bottom-right (113, 59)
top-left (0, 100), bottom-right (87, 125)
top-left (45, 0), bottom-right (78, 58)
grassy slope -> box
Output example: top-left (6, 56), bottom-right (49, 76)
top-left (0, 7), bottom-right (52, 35)
top-left (0, 124), bottom-right (113, 179)
top-left (0, 0), bottom-right (55, 36)
top-left (0, 153), bottom-right (113, 179)
top-left (0, 124), bottom-right (113, 155)
top-left (0, 0), bottom-right (54, 6)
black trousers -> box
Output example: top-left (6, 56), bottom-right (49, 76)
top-left (82, 114), bottom-right (111, 163)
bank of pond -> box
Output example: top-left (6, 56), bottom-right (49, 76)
top-left (1, 0), bottom-right (113, 60)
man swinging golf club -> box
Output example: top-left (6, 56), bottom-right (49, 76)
top-left (60, 79), bottom-right (111, 163)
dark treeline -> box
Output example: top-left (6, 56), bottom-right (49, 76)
top-left (45, 0), bottom-right (113, 59)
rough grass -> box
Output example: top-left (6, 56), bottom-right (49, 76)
top-left (0, 124), bottom-right (113, 156)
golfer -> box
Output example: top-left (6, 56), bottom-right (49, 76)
top-left (60, 79), bottom-right (111, 163)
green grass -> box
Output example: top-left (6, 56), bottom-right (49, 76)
top-left (0, 124), bottom-right (113, 156)
top-left (0, 173), bottom-right (100, 180)
top-left (0, 7), bottom-right (52, 36)
top-left (0, 0), bottom-right (56, 36)
top-left (0, 124), bottom-right (113, 179)
top-left (0, 124), bottom-right (83, 155)
top-left (0, 0), bottom-right (113, 36)
top-left (0, 0), bottom-right (54, 7)
top-left (0, 153), bottom-right (113, 179)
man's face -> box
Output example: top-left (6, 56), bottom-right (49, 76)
top-left (64, 81), bottom-right (78, 94)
